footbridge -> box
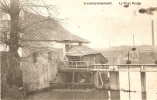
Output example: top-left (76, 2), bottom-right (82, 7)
top-left (57, 61), bottom-right (157, 93)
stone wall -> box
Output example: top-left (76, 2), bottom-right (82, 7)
top-left (21, 47), bottom-right (63, 92)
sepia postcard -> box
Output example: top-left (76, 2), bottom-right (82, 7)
top-left (0, 0), bottom-right (157, 99)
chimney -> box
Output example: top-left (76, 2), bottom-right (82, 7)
top-left (152, 20), bottom-right (155, 47)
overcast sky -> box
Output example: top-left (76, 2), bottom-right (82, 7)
top-left (45, 0), bottom-right (157, 48)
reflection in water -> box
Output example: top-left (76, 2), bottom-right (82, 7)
top-left (58, 89), bottom-right (109, 99)
top-left (25, 90), bottom-right (119, 100)
top-left (110, 91), bottom-right (120, 100)
top-left (110, 90), bottom-right (120, 100)
top-left (142, 92), bottom-right (147, 100)
top-left (25, 89), bottom-right (109, 100)
top-left (24, 89), bottom-right (156, 100)
top-left (25, 72), bottom-right (157, 100)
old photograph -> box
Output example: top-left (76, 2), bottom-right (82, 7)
top-left (0, 0), bottom-right (157, 99)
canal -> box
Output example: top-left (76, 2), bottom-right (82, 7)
top-left (24, 72), bottom-right (157, 100)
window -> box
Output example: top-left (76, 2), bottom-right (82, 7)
top-left (48, 52), bottom-right (52, 61)
top-left (79, 42), bottom-right (82, 46)
top-left (65, 44), bottom-right (70, 52)
top-left (33, 52), bottom-right (37, 63)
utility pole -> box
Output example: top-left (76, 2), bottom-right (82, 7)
top-left (152, 20), bottom-right (155, 47)
top-left (133, 35), bottom-right (134, 46)
top-left (109, 37), bottom-right (110, 49)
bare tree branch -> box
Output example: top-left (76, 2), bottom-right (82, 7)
top-left (20, 18), bottom-right (50, 31)
top-left (0, 0), bottom-right (10, 14)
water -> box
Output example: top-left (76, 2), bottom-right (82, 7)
top-left (25, 72), bottom-right (157, 100)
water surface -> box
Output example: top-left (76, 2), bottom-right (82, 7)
top-left (25, 72), bottom-right (157, 100)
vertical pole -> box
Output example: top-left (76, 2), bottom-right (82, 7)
top-left (128, 65), bottom-right (131, 100)
top-left (142, 92), bottom-right (147, 100)
top-left (47, 53), bottom-right (49, 83)
top-left (141, 65), bottom-right (144, 71)
top-left (141, 72), bottom-right (147, 100)
top-left (98, 72), bottom-right (103, 86)
top-left (72, 72), bottom-right (75, 89)
top-left (128, 66), bottom-right (130, 91)
top-left (141, 72), bottom-right (146, 92)
top-left (93, 58), bottom-right (95, 69)
top-left (133, 35), bottom-right (134, 46)
top-left (127, 51), bottom-right (131, 100)
top-left (108, 91), bottom-right (111, 100)
top-left (128, 52), bottom-right (130, 61)
top-left (76, 61), bottom-right (77, 69)
top-left (76, 61), bottom-right (77, 71)
top-left (72, 72), bottom-right (75, 83)
top-left (0, 52), bottom-right (1, 97)
top-left (94, 71), bottom-right (99, 88)
top-left (152, 20), bottom-right (155, 47)
top-left (77, 73), bottom-right (81, 83)
top-left (0, 51), bottom-right (2, 69)
top-left (87, 62), bottom-right (88, 68)
top-left (109, 37), bottom-right (110, 50)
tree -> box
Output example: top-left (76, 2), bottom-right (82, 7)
top-left (0, 0), bottom-right (21, 88)
top-left (0, 0), bottom-right (59, 97)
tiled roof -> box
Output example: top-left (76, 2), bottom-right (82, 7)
top-left (66, 45), bottom-right (100, 56)
top-left (20, 11), bottom-right (89, 43)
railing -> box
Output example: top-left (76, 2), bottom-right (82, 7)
top-left (92, 64), bottom-right (109, 69)
top-left (58, 61), bottom-right (109, 70)
top-left (58, 62), bottom-right (157, 72)
top-left (117, 64), bottom-right (157, 72)
top-left (68, 61), bottom-right (93, 69)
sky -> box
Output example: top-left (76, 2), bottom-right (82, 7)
top-left (44, 0), bottom-right (157, 48)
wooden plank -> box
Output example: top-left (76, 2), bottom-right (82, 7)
top-left (118, 64), bottom-right (156, 66)
top-left (0, 51), bottom-right (2, 72)
top-left (72, 72), bottom-right (75, 83)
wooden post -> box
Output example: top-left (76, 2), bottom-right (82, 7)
top-left (98, 72), bottom-right (103, 86)
top-left (140, 65), bottom-right (143, 71)
top-left (94, 71), bottom-right (99, 88)
top-left (141, 72), bottom-right (146, 92)
top-left (86, 62), bottom-right (88, 71)
top-left (0, 52), bottom-right (1, 73)
top-left (72, 72), bottom-right (75, 83)
top-left (109, 71), bottom-right (120, 90)
top-left (128, 65), bottom-right (130, 93)
top-left (128, 65), bottom-right (131, 100)
top-left (141, 92), bottom-right (147, 100)
top-left (77, 73), bottom-right (81, 83)
top-left (152, 20), bottom-right (155, 47)
top-left (72, 72), bottom-right (75, 89)
top-left (76, 61), bottom-right (77, 69)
